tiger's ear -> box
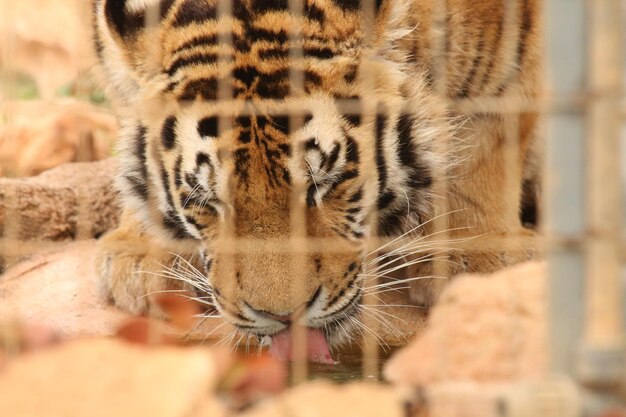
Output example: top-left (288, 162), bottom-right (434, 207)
top-left (103, 0), bottom-right (175, 40)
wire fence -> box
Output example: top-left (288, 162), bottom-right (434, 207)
top-left (0, 0), bottom-right (625, 412)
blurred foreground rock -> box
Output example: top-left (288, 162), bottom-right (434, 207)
top-left (0, 338), bottom-right (225, 417)
top-left (241, 381), bottom-right (404, 417)
top-left (385, 261), bottom-right (547, 385)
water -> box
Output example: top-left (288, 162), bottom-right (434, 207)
top-left (299, 347), bottom-right (398, 383)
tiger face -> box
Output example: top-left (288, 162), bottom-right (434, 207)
top-left (95, 0), bottom-right (442, 349)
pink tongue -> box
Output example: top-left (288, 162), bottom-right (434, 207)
top-left (269, 328), bottom-right (335, 365)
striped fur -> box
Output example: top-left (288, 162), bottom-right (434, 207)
top-left (94, 0), bottom-right (541, 345)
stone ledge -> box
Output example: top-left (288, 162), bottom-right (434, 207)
top-left (0, 159), bottom-right (120, 270)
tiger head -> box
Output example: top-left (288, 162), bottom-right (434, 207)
top-left (95, 0), bottom-right (442, 350)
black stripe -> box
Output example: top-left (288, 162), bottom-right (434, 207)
top-left (160, 165), bottom-right (175, 207)
top-left (397, 113), bottom-right (432, 189)
top-left (304, 46), bottom-right (335, 59)
top-left (196, 152), bottom-right (212, 167)
top-left (345, 114), bottom-right (361, 127)
top-left (348, 187), bottom-right (363, 203)
top-left (161, 116), bottom-right (177, 149)
top-left (326, 169), bottom-right (358, 195)
top-left (325, 143), bottom-right (341, 171)
top-left (178, 78), bottom-right (217, 101)
top-left (252, 0), bottom-right (288, 12)
top-left (333, 0), bottom-right (360, 12)
top-left (345, 135), bottom-right (359, 163)
top-left (161, 162), bottom-right (193, 239)
top-left (278, 143), bottom-right (291, 156)
top-left (456, 31), bottom-right (485, 98)
top-left (185, 172), bottom-right (198, 189)
top-left (304, 138), bottom-right (320, 151)
top-left (305, 2), bottom-right (326, 24)
top-left (325, 287), bottom-right (362, 316)
top-left (258, 46), bottom-right (336, 60)
top-left (172, 34), bottom-right (218, 55)
top-left (184, 215), bottom-right (203, 230)
top-left (306, 185), bottom-right (318, 207)
top-left (174, 154), bottom-right (183, 188)
top-left (272, 116), bottom-right (290, 135)
top-left (256, 79), bottom-right (289, 99)
top-left (247, 27), bottom-right (288, 43)
top-left (495, 1), bottom-right (533, 96)
top-left (167, 53), bottom-right (219, 76)
top-left (377, 208), bottom-right (405, 236)
top-left (163, 211), bottom-right (193, 239)
top-left (305, 70), bottom-right (323, 89)
top-left (172, 1), bottom-right (217, 27)
top-left (105, 0), bottom-right (175, 38)
top-left (344, 65), bottom-right (358, 84)
top-left (479, 17), bottom-right (504, 90)
top-left (233, 148), bottom-right (251, 185)
top-left (396, 113), bottom-right (416, 166)
top-left (377, 190), bottom-right (396, 210)
top-left (375, 113), bottom-right (387, 194)
top-left (198, 116), bottom-right (219, 138)
top-left (125, 175), bottom-right (148, 201)
top-left (233, 66), bottom-right (288, 91)
top-left (130, 125), bottom-right (149, 200)
top-left (105, 0), bottom-right (142, 38)
top-left (258, 46), bottom-right (287, 60)
top-left (517, 1), bottom-right (533, 68)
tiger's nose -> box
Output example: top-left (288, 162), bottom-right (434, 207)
top-left (247, 286), bottom-right (322, 324)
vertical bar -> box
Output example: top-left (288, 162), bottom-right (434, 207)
top-left (428, 0), bottom-right (450, 258)
top-left (216, 0), bottom-right (237, 352)
top-left (288, 0), bottom-right (308, 384)
top-left (578, 0), bottom-right (625, 384)
top-left (545, 0), bottom-right (587, 375)
top-left (584, 0), bottom-right (624, 348)
top-left (360, 0), bottom-right (381, 381)
top-left (428, 0), bottom-right (451, 380)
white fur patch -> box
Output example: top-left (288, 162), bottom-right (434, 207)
top-left (125, 0), bottom-right (162, 13)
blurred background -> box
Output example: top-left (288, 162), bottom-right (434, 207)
top-left (0, 0), bottom-right (116, 178)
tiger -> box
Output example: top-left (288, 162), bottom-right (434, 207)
top-left (93, 0), bottom-right (541, 358)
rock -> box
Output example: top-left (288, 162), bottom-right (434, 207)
top-left (240, 381), bottom-right (404, 417)
top-left (0, 100), bottom-right (117, 177)
top-left (384, 261), bottom-right (548, 386)
top-left (0, 338), bottom-right (225, 417)
top-left (0, 159), bottom-right (120, 269)
top-left (0, 241), bottom-right (233, 341)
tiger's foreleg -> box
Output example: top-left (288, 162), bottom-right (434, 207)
top-left (95, 210), bottom-right (199, 317)
top-left (407, 113), bottom-right (540, 307)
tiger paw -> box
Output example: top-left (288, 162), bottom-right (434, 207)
top-left (94, 224), bottom-right (199, 318)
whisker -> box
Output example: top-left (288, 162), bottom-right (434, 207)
top-left (200, 321), bottom-right (229, 345)
top-left (359, 308), bottom-right (404, 339)
top-left (361, 305), bottom-right (408, 325)
top-left (349, 315), bottom-right (390, 351)
top-left (363, 275), bottom-right (446, 291)
top-left (366, 209), bottom-right (468, 256)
